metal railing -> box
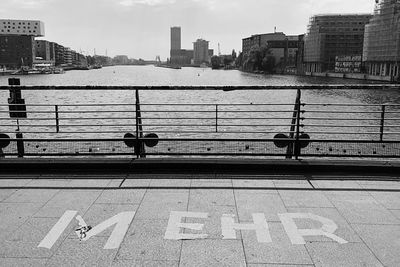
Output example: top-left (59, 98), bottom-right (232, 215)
top-left (1, 82), bottom-right (400, 159)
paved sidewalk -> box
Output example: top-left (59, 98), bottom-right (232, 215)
top-left (0, 174), bottom-right (399, 266)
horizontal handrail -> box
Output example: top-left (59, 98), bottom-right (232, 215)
top-left (1, 85), bottom-right (400, 90)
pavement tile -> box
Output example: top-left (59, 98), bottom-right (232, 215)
top-left (46, 236), bottom-right (118, 266)
top-left (179, 239), bottom-right (246, 267)
top-left (243, 222), bottom-right (313, 265)
top-left (273, 180), bottom-right (313, 189)
top-left (286, 207), bottom-right (362, 243)
top-left (67, 179), bottom-right (112, 188)
top-left (0, 202), bottom-right (44, 233)
top-left (34, 190), bottom-right (102, 218)
top-left (311, 180), bottom-right (364, 190)
top-left (111, 259), bottom-right (179, 266)
top-left (247, 265), bottom-right (314, 267)
top-left (149, 179), bottom-right (191, 188)
top-left (369, 191), bottom-right (400, 210)
top-left (235, 191), bottom-right (287, 222)
top-left (134, 191), bottom-right (188, 220)
top-left (0, 240), bottom-right (54, 259)
top-left (185, 205), bottom-right (238, 239)
top-left (191, 180), bottom-right (233, 188)
top-left (120, 179), bottom-right (151, 187)
top-left (232, 180), bottom-right (277, 193)
top-left (391, 209), bottom-right (400, 220)
top-left (352, 224), bottom-right (400, 267)
top-left (95, 189), bottom-right (146, 204)
top-left (189, 189), bottom-right (235, 207)
top-left (71, 203), bottom-right (138, 238)
top-left (27, 179), bottom-right (72, 188)
top-left (327, 193), bottom-right (400, 225)
top-left (106, 179), bottom-right (124, 187)
top-left (278, 190), bottom-right (334, 208)
top-left (3, 189), bottom-right (59, 203)
top-left (116, 219), bottom-right (181, 261)
top-left (306, 242), bottom-right (384, 267)
top-left (358, 181), bottom-right (400, 190)
top-left (193, 179), bottom-right (232, 184)
top-left (0, 178), bottom-right (35, 187)
top-left (5, 217), bottom-right (60, 243)
top-left (0, 217), bottom-right (71, 259)
top-left (0, 258), bottom-right (47, 267)
top-left (0, 189), bottom-right (17, 201)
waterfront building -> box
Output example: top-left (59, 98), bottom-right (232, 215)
top-left (303, 14), bottom-right (372, 73)
top-left (363, 0), bottom-right (400, 79)
top-left (170, 26), bottom-right (182, 65)
top-left (0, 35), bottom-right (35, 68)
top-left (53, 42), bottom-right (65, 66)
top-left (63, 48), bottom-right (73, 66)
top-left (296, 34), bottom-right (306, 74)
top-left (171, 26), bottom-right (181, 51)
top-left (0, 19), bottom-right (44, 36)
top-left (0, 19), bottom-right (45, 69)
top-left (34, 40), bottom-right (55, 68)
top-left (242, 32), bottom-right (299, 70)
top-left (35, 40), bottom-right (54, 61)
top-left (193, 39), bottom-right (210, 65)
top-left (113, 55), bottom-right (130, 65)
top-left (170, 49), bottom-right (193, 65)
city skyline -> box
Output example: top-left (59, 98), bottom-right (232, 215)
top-left (1, 0), bottom-right (375, 60)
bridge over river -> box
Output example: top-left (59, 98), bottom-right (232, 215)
top-left (0, 78), bottom-right (399, 266)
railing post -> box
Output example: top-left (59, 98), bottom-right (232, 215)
top-left (380, 105), bottom-right (386, 141)
top-left (9, 78), bottom-right (25, 158)
top-left (135, 89), bottom-right (145, 158)
top-left (16, 129), bottom-right (24, 158)
top-left (215, 104), bottom-right (218, 133)
top-left (294, 97), bottom-right (302, 159)
top-left (55, 105), bottom-right (60, 133)
top-left (286, 89), bottom-right (301, 159)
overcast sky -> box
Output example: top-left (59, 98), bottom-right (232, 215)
top-left (1, 0), bottom-right (376, 60)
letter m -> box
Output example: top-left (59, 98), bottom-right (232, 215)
top-left (38, 210), bottom-right (135, 250)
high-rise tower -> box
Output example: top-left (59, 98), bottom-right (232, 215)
top-left (170, 26), bottom-right (181, 51)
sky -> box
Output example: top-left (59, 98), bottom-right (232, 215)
top-left (1, 0), bottom-right (376, 60)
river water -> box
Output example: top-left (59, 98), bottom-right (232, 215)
top-left (0, 66), bottom-right (399, 157)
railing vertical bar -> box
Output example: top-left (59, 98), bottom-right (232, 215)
top-left (294, 94), bottom-right (302, 160)
top-left (286, 89), bottom-right (301, 159)
top-left (55, 105), bottom-right (60, 133)
top-left (216, 104), bottom-right (218, 133)
top-left (380, 105), bottom-right (386, 142)
top-left (135, 89), bottom-right (145, 158)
